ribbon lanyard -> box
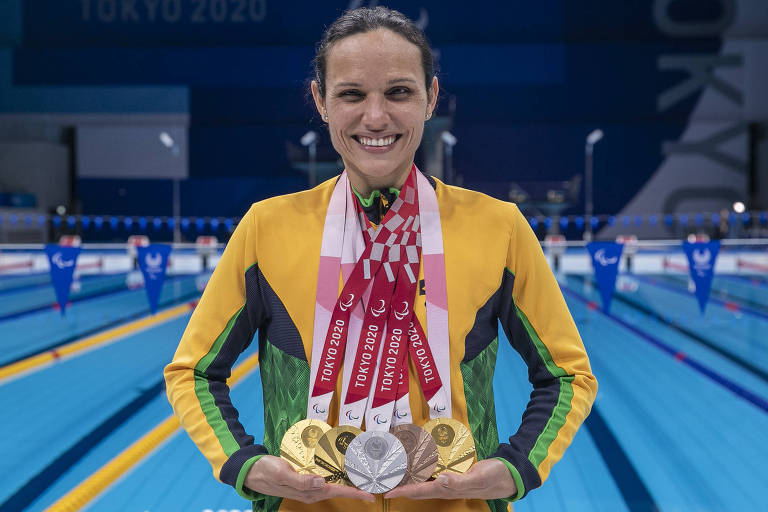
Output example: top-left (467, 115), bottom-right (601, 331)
top-left (340, 191), bottom-right (421, 428)
top-left (364, 263), bottom-right (418, 431)
top-left (307, 171), bottom-right (419, 423)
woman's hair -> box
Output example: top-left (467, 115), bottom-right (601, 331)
top-left (313, 6), bottom-right (435, 98)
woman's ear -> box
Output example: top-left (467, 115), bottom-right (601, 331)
top-left (311, 80), bottom-right (327, 120)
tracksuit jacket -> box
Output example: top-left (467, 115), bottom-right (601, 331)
top-left (164, 176), bottom-right (598, 512)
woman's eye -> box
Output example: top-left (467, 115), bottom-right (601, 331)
top-left (339, 90), bottom-right (363, 99)
top-left (387, 87), bottom-right (411, 97)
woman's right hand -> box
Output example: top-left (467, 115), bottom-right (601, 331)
top-left (244, 455), bottom-right (376, 504)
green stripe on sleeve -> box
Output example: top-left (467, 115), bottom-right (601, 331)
top-left (527, 376), bottom-right (575, 469)
top-left (236, 455), bottom-right (264, 500)
top-left (514, 302), bottom-right (566, 379)
top-left (509, 272), bottom-right (576, 471)
top-left (193, 305), bottom-right (245, 456)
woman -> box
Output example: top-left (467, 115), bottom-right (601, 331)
top-left (165, 7), bottom-right (597, 512)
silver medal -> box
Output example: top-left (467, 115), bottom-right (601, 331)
top-left (344, 431), bottom-right (407, 493)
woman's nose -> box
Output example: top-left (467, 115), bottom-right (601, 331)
top-left (361, 95), bottom-right (388, 128)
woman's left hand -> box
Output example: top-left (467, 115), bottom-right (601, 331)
top-left (384, 458), bottom-right (517, 500)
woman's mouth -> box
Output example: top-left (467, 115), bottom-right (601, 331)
top-left (353, 134), bottom-right (402, 150)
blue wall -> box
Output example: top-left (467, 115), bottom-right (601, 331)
top-left (3, 0), bottom-right (737, 217)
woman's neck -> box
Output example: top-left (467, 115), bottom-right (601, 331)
top-left (346, 163), bottom-right (412, 197)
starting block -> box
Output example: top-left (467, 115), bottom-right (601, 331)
top-left (686, 233), bottom-right (711, 243)
top-left (544, 234), bottom-right (566, 272)
top-left (616, 234), bottom-right (638, 273)
top-left (127, 235), bottom-right (150, 257)
top-left (59, 235), bottom-right (82, 247)
top-left (196, 236), bottom-right (219, 270)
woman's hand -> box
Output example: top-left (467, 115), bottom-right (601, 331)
top-left (384, 459), bottom-right (517, 501)
top-left (244, 455), bottom-right (376, 504)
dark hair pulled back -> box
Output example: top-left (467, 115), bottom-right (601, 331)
top-left (313, 6), bottom-right (435, 98)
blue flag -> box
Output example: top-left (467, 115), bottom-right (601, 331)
top-left (137, 244), bottom-right (172, 314)
top-left (45, 244), bottom-right (81, 315)
top-left (682, 241), bottom-right (720, 314)
top-left (587, 242), bottom-right (624, 313)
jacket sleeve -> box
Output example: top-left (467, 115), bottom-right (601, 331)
top-left (164, 204), bottom-right (270, 499)
top-left (490, 204), bottom-right (598, 501)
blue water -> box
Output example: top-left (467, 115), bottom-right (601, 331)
top-left (2, 269), bottom-right (767, 511)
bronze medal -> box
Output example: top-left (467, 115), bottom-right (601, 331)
top-left (279, 419), bottom-right (331, 474)
top-left (423, 418), bottom-right (476, 477)
top-left (391, 423), bottom-right (439, 485)
top-left (313, 425), bottom-right (363, 486)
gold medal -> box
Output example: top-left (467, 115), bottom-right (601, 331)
top-left (423, 418), bottom-right (476, 477)
top-left (279, 419), bottom-right (331, 474)
top-left (313, 425), bottom-right (363, 486)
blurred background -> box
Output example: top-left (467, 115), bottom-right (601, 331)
top-left (0, 0), bottom-right (765, 242)
top-left (1, 1), bottom-right (767, 511)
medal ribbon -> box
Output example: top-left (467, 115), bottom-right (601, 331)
top-left (308, 167), bottom-right (451, 424)
top-left (340, 183), bottom-right (420, 427)
top-left (307, 171), bottom-right (418, 421)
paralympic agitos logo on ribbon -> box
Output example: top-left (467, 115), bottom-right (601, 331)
top-left (393, 301), bottom-right (409, 321)
top-left (373, 414), bottom-right (389, 424)
top-left (371, 299), bottom-right (386, 318)
top-left (339, 293), bottom-right (355, 312)
top-left (345, 410), bottom-right (360, 421)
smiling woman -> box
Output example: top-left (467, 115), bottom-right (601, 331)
top-left (164, 6), bottom-right (597, 512)
top-left (310, 22), bottom-right (437, 196)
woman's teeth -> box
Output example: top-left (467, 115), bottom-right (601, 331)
top-left (358, 135), bottom-right (397, 147)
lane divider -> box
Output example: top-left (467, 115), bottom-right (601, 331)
top-left (46, 352), bottom-right (260, 512)
top-left (562, 284), bottom-right (768, 414)
top-left (0, 274), bottom-right (191, 322)
top-left (0, 301), bottom-right (197, 384)
top-left (637, 274), bottom-right (768, 321)
top-left (572, 275), bottom-right (768, 383)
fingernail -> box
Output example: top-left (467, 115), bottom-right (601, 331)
top-left (437, 475), bottom-right (449, 486)
top-left (311, 478), bottom-right (324, 489)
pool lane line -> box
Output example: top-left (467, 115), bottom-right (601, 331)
top-left (561, 285), bottom-right (768, 415)
top-left (0, 300), bottom-right (198, 385)
top-left (0, 272), bottom-right (127, 297)
top-left (569, 275), bottom-right (768, 385)
top-left (0, 275), bottom-right (190, 322)
top-left (635, 274), bottom-right (768, 321)
top-left (0, 289), bottom-right (201, 369)
top-left (45, 352), bottom-right (260, 512)
top-left (653, 274), bottom-right (768, 314)
top-left (584, 406), bottom-right (659, 512)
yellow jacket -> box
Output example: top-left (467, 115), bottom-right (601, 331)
top-left (164, 176), bottom-right (597, 511)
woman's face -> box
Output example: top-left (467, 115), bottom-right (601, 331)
top-left (312, 29), bottom-right (438, 193)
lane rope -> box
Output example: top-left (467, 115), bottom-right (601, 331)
top-left (45, 352), bottom-right (260, 512)
top-left (0, 301), bottom-right (197, 384)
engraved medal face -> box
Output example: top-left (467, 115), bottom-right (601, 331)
top-left (391, 423), bottom-right (439, 484)
top-left (279, 419), bottom-right (331, 475)
top-left (344, 431), bottom-right (407, 493)
top-left (423, 418), bottom-right (476, 477)
top-left (314, 425), bottom-right (363, 486)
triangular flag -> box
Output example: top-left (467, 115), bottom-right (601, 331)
top-left (587, 242), bottom-right (624, 313)
top-left (682, 241), bottom-right (720, 314)
top-left (137, 244), bottom-right (172, 314)
top-left (45, 245), bottom-right (81, 315)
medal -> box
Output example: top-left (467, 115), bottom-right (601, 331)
top-left (345, 431), bottom-right (407, 493)
top-left (391, 423), bottom-right (439, 485)
top-left (313, 425), bottom-right (363, 486)
top-left (423, 418), bottom-right (476, 477)
top-left (279, 419), bottom-right (331, 474)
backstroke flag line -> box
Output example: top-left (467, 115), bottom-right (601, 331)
top-left (682, 240), bottom-right (720, 314)
top-left (587, 242), bottom-right (624, 314)
top-left (137, 244), bottom-right (172, 314)
top-left (45, 245), bottom-right (81, 315)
